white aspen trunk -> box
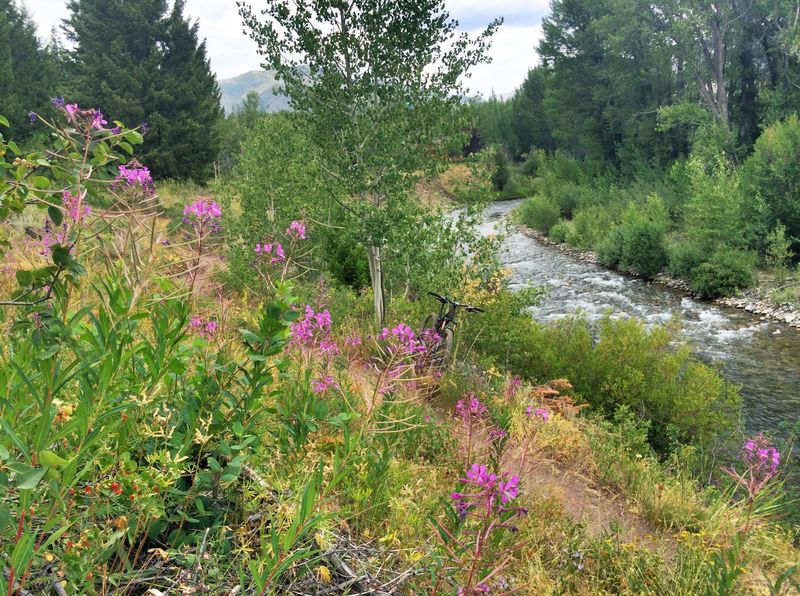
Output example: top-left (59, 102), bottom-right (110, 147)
top-left (367, 245), bottom-right (385, 327)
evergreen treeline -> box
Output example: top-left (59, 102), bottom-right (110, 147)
top-left (476, 0), bottom-right (800, 298)
top-left (0, 0), bottom-right (221, 182)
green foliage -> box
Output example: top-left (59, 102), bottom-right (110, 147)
top-left (65, 0), bottom-right (221, 182)
top-left (490, 146), bottom-right (510, 191)
top-left (617, 197), bottom-right (669, 279)
top-left (567, 206), bottom-right (612, 250)
top-left (689, 247), bottom-right (756, 298)
top-left (469, 290), bottom-right (741, 455)
top-left (743, 115), bottom-right (800, 253)
top-left (549, 220), bottom-right (570, 244)
top-left (0, 1), bottom-right (59, 141)
top-left (765, 224), bottom-right (794, 281)
top-left (597, 227), bottom-right (624, 268)
top-left (519, 195), bottom-right (561, 233)
top-left (240, 0), bottom-right (501, 324)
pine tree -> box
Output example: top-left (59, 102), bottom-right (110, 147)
top-left (65, 0), bottom-right (221, 182)
top-left (0, 0), bottom-right (57, 139)
top-left (143, 0), bottom-right (221, 181)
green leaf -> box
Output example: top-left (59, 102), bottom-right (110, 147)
top-left (0, 445), bottom-right (9, 460)
top-left (38, 450), bottom-right (68, 468)
top-left (52, 245), bottom-right (71, 267)
top-left (0, 115), bottom-right (9, 127)
top-left (240, 329), bottom-right (262, 344)
top-left (16, 466), bottom-right (47, 490)
top-left (7, 140), bottom-right (20, 155)
top-left (124, 130), bottom-right (144, 145)
top-left (31, 176), bottom-right (51, 189)
top-left (232, 421), bottom-right (245, 437)
top-left (15, 269), bottom-right (32, 287)
top-left (207, 456), bottom-right (221, 472)
top-left (48, 205), bottom-right (63, 226)
top-left (118, 141), bottom-right (134, 155)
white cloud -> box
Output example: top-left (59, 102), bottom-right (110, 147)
top-left (23, 0), bottom-right (543, 95)
top-left (467, 24), bottom-right (542, 98)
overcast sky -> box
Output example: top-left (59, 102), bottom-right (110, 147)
top-left (25, 0), bottom-right (548, 97)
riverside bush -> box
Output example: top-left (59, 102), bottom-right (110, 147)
top-left (567, 205), bottom-right (612, 250)
top-left (469, 293), bottom-right (741, 455)
top-left (743, 115), bottom-right (800, 252)
top-left (549, 220), bottom-right (570, 243)
top-left (519, 195), bottom-right (561, 232)
top-left (689, 247), bottom-right (756, 298)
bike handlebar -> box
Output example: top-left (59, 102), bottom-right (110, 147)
top-left (428, 291), bottom-right (484, 314)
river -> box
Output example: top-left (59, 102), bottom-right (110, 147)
top-left (480, 200), bottom-right (800, 439)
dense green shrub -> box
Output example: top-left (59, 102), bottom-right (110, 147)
top-left (549, 220), bottom-right (571, 243)
top-left (620, 218), bottom-right (668, 278)
top-left (468, 293), bottom-right (741, 455)
top-left (743, 115), bottom-right (800, 252)
top-left (519, 195), bottom-right (561, 232)
top-left (547, 179), bottom-right (585, 218)
top-left (618, 197), bottom-right (669, 279)
top-left (491, 146), bottom-right (510, 191)
top-left (667, 237), bottom-right (705, 280)
top-left (568, 205), bottom-right (612, 250)
top-left (689, 247), bottom-right (756, 298)
top-left (597, 227), bottom-right (624, 267)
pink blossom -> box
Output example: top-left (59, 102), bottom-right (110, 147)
top-left (287, 220), bottom-right (307, 240)
top-left (61, 190), bottom-right (91, 222)
top-left (455, 393), bottom-right (488, 420)
top-left (344, 334), bottom-right (362, 347)
top-left (526, 406), bottom-right (550, 422)
top-left (117, 165), bottom-right (154, 192)
top-left (65, 103), bottom-right (79, 123)
top-left (311, 375), bottom-right (338, 395)
top-left (90, 109), bottom-right (107, 130)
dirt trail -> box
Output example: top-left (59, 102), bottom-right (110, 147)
top-left (517, 456), bottom-right (669, 553)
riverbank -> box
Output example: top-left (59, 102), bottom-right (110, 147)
top-left (517, 224), bottom-right (800, 330)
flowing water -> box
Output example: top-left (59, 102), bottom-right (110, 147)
top-left (479, 200), bottom-right (800, 439)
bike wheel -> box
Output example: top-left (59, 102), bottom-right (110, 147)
top-left (438, 327), bottom-right (454, 369)
top-left (422, 313), bottom-right (438, 334)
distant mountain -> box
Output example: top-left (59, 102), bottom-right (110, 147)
top-left (218, 70), bottom-right (292, 114)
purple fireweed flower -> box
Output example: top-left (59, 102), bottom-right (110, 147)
top-left (319, 338), bottom-right (340, 356)
top-left (451, 463), bottom-right (524, 521)
top-left (392, 323), bottom-right (415, 344)
top-left (344, 334), bottom-right (362, 347)
top-left (62, 190), bottom-right (91, 222)
top-left (110, 126), bottom-right (122, 135)
top-left (289, 305), bottom-right (334, 353)
top-left (455, 393), bottom-right (488, 420)
top-left (725, 433), bottom-right (781, 498)
top-left (255, 242), bottom-right (273, 255)
top-left (526, 406), bottom-right (551, 422)
top-left (65, 103), bottom-right (79, 123)
top-left (505, 376), bottom-right (522, 399)
top-left (91, 109), bottom-right (107, 130)
top-left (140, 121), bottom-right (149, 134)
top-left (51, 96), bottom-right (65, 108)
top-left (311, 375), bottom-right (338, 395)
top-left (271, 243), bottom-right (286, 263)
top-left (118, 165), bottom-right (154, 188)
top-left (189, 316), bottom-right (218, 339)
top-left (498, 476), bottom-right (519, 504)
top-left (287, 220), bottom-right (307, 240)
top-left (183, 198), bottom-right (222, 234)
top-left (28, 112), bottom-right (37, 123)
top-left (488, 427), bottom-right (508, 441)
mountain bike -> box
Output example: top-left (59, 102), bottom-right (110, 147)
top-left (422, 291), bottom-right (484, 369)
